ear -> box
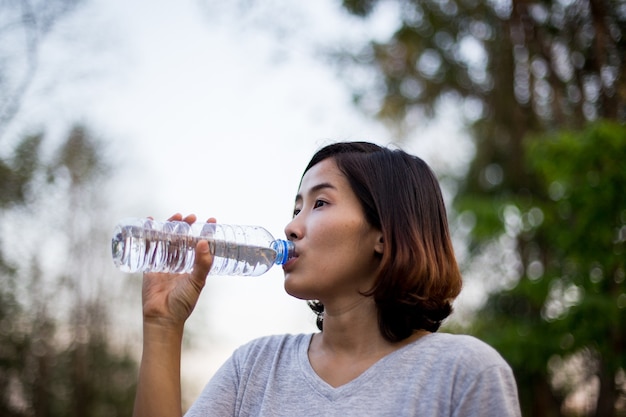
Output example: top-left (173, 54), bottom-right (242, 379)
top-left (374, 233), bottom-right (384, 255)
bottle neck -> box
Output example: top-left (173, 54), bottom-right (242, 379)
top-left (271, 240), bottom-right (295, 265)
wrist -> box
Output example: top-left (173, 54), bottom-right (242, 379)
top-left (142, 318), bottom-right (185, 346)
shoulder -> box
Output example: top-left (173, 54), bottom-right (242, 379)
top-left (236, 333), bottom-right (310, 351)
top-left (231, 333), bottom-right (311, 363)
top-left (420, 332), bottom-right (508, 366)
top-left (400, 332), bottom-right (514, 384)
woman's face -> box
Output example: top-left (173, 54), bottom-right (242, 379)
top-left (282, 158), bottom-right (383, 306)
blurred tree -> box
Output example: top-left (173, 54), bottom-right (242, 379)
top-left (471, 121), bottom-right (626, 417)
top-left (337, 0), bottom-right (625, 127)
top-left (335, 0), bottom-right (625, 415)
top-left (0, 126), bottom-right (137, 416)
top-left (0, 0), bottom-right (84, 139)
top-left (0, 2), bottom-right (139, 414)
top-left (335, 0), bottom-right (624, 201)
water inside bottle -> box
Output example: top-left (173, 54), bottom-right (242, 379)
top-left (112, 225), bottom-right (278, 275)
top-left (210, 239), bottom-right (277, 276)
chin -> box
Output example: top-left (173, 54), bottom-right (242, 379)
top-left (283, 278), bottom-right (313, 301)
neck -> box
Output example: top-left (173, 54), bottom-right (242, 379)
top-left (313, 297), bottom-right (430, 357)
top-left (315, 297), bottom-right (388, 355)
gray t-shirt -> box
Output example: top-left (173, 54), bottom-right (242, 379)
top-left (185, 332), bottom-right (521, 417)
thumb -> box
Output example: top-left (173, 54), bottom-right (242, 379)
top-left (191, 239), bottom-right (213, 287)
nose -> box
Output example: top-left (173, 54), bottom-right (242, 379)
top-left (284, 215), bottom-right (301, 241)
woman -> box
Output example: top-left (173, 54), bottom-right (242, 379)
top-left (133, 142), bottom-right (521, 416)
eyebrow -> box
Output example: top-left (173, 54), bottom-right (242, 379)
top-left (295, 182), bottom-right (337, 203)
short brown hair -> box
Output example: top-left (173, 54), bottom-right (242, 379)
top-left (304, 142), bottom-right (462, 342)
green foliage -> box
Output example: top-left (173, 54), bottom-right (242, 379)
top-left (528, 121), bottom-right (626, 258)
top-left (455, 196), bottom-right (506, 243)
top-left (0, 127), bottom-right (138, 416)
top-left (45, 316), bottom-right (137, 417)
top-left (1, 2), bottom-right (138, 412)
top-left (52, 125), bottom-right (108, 186)
top-left (337, 0), bottom-right (626, 207)
top-left (471, 121), bottom-right (626, 416)
top-left (528, 121), bottom-right (626, 365)
top-left (338, 0), bottom-right (625, 129)
top-left (341, 0), bottom-right (376, 16)
top-left (0, 133), bottom-right (44, 208)
top-left (0, 302), bottom-right (137, 417)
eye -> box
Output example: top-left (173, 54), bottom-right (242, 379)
top-left (293, 207), bottom-right (301, 217)
top-left (314, 200), bottom-right (327, 209)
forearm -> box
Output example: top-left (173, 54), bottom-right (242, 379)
top-left (132, 221), bottom-right (213, 416)
top-left (133, 321), bottom-right (185, 417)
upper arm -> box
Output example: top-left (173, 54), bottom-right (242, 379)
top-left (452, 364), bottom-right (521, 417)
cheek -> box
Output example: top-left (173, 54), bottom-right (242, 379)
top-left (310, 220), bottom-right (352, 252)
top-left (311, 219), bottom-right (374, 265)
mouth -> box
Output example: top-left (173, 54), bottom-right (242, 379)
top-left (282, 252), bottom-right (298, 271)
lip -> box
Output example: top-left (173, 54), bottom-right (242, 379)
top-left (282, 254), bottom-right (298, 272)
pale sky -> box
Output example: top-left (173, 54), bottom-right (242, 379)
top-left (7, 0), bottom-right (476, 405)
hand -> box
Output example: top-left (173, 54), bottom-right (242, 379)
top-left (141, 213), bottom-right (215, 327)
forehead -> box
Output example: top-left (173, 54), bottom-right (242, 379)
top-left (297, 158), bottom-right (347, 196)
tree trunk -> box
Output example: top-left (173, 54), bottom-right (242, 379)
top-left (531, 377), bottom-right (563, 417)
top-left (594, 360), bottom-right (616, 417)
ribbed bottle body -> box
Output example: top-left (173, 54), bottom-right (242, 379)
top-left (111, 219), bottom-right (293, 276)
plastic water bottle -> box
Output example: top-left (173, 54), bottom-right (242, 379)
top-left (111, 218), bottom-right (294, 276)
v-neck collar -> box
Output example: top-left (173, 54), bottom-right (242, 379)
top-left (297, 333), bottom-right (435, 401)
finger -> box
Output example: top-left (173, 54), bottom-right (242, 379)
top-left (191, 240), bottom-right (213, 288)
top-left (168, 213), bottom-right (183, 221)
top-left (183, 213), bottom-right (197, 224)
